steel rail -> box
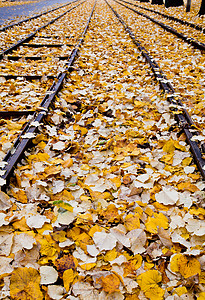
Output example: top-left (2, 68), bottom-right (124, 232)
top-left (0, 0), bottom-right (83, 61)
top-left (105, 0), bottom-right (205, 180)
top-left (113, 0), bottom-right (205, 51)
top-left (121, 0), bottom-right (205, 33)
top-left (0, 0), bottom-right (97, 188)
top-left (0, 0), bottom-right (79, 32)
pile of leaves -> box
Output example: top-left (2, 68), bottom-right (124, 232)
top-left (0, 0), bottom-right (205, 299)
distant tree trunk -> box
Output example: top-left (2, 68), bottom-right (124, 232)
top-left (186, 0), bottom-right (191, 11)
top-left (151, 0), bottom-right (163, 4)
top-left (165, 0), bottom-right (184, 7)
top-left (199, 0), bottom-right (205, 15)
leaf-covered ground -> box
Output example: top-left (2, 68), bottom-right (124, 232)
top-left (0, 0), bottom-right (205, 299)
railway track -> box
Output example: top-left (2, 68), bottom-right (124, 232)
top-left (123, 0), bottom-right (205, 33)
top-left (114, 0), bottom-right (205, 51)
top-left (0, 0), bottom-right (94, 186)
top-left (0, 0), bottom-right (78, 32)
top-left (0, 0), bottom-right (82, 59)
top-left (106, 0), bottom-right (205, 180)
top-left (0, 0), bottom-right (81, 53)
top-left (0, 0), bottom-right (204, 185)
top-left (0, 0), bottom-right (204, 298)
top-left (110, 1), bottom-right (205, 127)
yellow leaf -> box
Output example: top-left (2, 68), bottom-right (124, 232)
top-left (80, 195), bottom-right (90, 201)
top-left (12, 190), bottom-right (27, 204)
top-left (62, 158), bottom-right (73, 168)
top-left (134, 100), bottom-right (145, 108)
top-left (67, 227), bottom-right (81, 240)
top-left (37, 141), bottom-right (46, 150)
top-left (63, 269), bottom-right (74, 292)
top-left (28, 152), bottom-right (50, 163)
top-left (145, 213), bottom-right (168, 234)
top-left (177, 182), bottom-right (199, 193)
top-left (102, 204), bottom-right (120, 223)
top-left (199, 271), bottom-right (205, 284)
top-left (161, 153), bottom-right (173, 164)
top-left (88, 225), bottom-right (103, 237)
top-left (12, 217), bottom-right (30, 231)
top-left (110, 177), bottom-right (121, 189)
top-left (80, 263), bottom-right (96, 270)
top-left (10, 267), bottom-right (43, 300)
top-left (32, 134), bottom-right (45, 145)
top-left (130, 149), bottom-right (141, 156)
top-left (44, 165), bottom-right (61, 177)
top-left (174, 140), bottom-right (186, 151)
top-left (7, 121), bottom-right (22, 131)
top-left (104, 249), bottom-right (118, 262)
top-left (175, 286), bottom-right (187, 296)
top-left (124, 213), bottom-right (140, 231)
top-left (182, 157), bottom-right (192, 166)
top-left (75, 232), bottom-right (93, 252)
top-left (73, 124), bottom-right (88, 135)
top-left (137, 270), bottom-right (164, 300)
top-left (38, 235), bottom-right (58, 258)
top-left (37, 223), bottom-right (53, 235)
top-left (125, 295), bottom-right (139, 300)
top-left (123, 70), bottom-right (130, 76)
top-left (170, 254), bottom-right (201, 279)
top-left (189, 207), bottom-right (205, 217)
top-left (144, 207), bottom-right (154, 216)
top-left (198, 292), bottom-right (205, 300)
top-left (162, 140), bottom-right (175, 153)
top-left (51, 231), bottom-right (67, 243)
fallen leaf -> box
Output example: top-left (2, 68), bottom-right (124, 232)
top-left (137, 270), bottom-right (164, 300)
top-left (10, 267), bottom-right (43, 300)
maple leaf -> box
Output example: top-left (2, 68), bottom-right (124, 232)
top-left (10, 267), bottom-right (43, 300)
top-left (137, 270), bottom-right (164, 300)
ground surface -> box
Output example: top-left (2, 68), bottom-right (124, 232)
top-left (0, 0), bottom-right (72, 26)
top-left (0, 0), bottom-right (205, 299)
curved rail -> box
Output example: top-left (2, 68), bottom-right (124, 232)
top-left (105, 0), bottom-right (205, 179)
top-left (0, 0), bottom-right (97, 188)
top-left (114, 0), bottom-right (205, 51)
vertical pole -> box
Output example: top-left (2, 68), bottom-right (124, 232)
top-left (186, 0), bottom-right (191, 11)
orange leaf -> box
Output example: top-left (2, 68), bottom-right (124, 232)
top-left (99, 273), bottom-right (121, 293)
top-left (10, 267), bottom-right (43, 300)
